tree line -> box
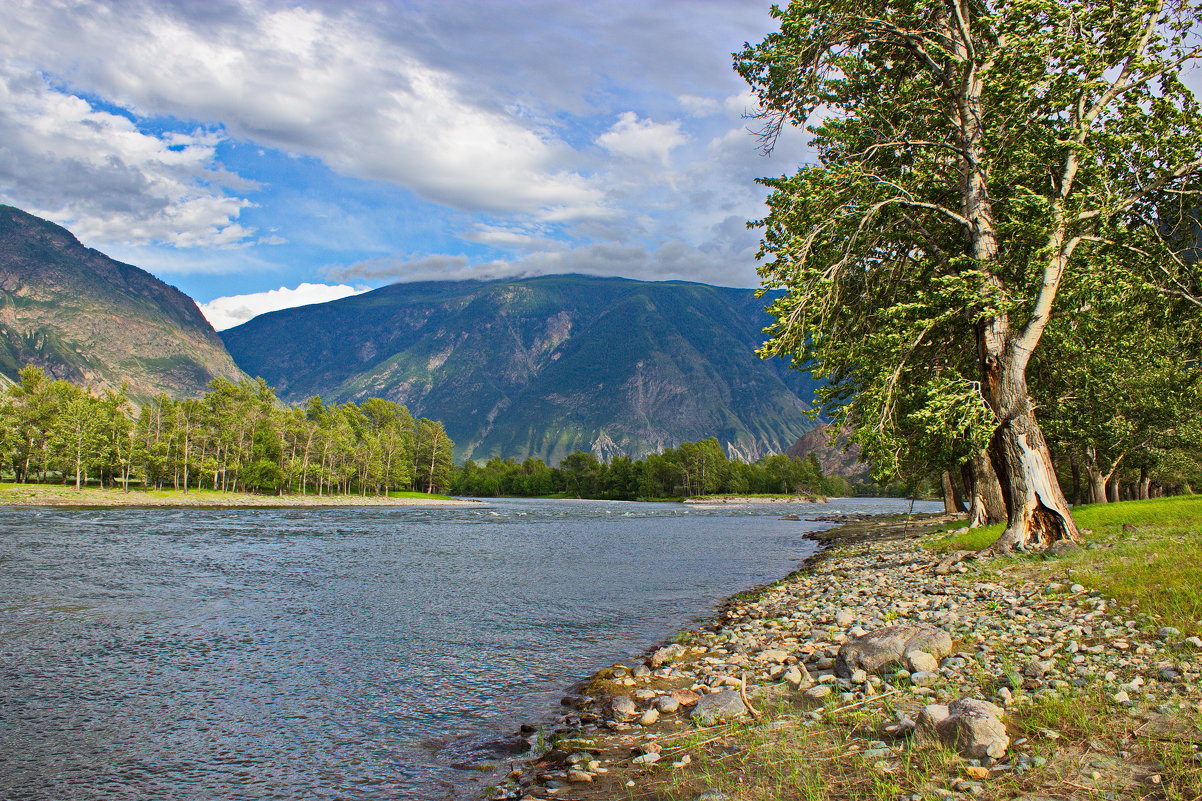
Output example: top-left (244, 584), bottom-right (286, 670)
top-left (738, 0), bottom-right (1202, 549)
top-left (452, 437), bottom-right (852, 500)
top-left (0, 366), bottom-right (455, 495)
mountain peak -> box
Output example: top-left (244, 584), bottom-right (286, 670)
top-left (0, 205), bottom-right (244, 399)
top-left (223, 275), bottom-right (818, 463)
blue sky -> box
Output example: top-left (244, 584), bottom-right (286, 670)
top-left (0, 0), bottom-right (816, 329)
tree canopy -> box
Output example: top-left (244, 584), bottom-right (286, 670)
top-left (0, 367), bottom-right (455, 496)
top-left (737, 0), bottom-right (1202, 550)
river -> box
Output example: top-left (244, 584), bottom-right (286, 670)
top-left (0, 496), bottom-right (938, 800)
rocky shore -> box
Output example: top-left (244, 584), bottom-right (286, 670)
top-left (478, 513), bottom-right (1202, 801)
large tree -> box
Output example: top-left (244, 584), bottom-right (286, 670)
top-left (737, 0), bottom-right (1202, 550)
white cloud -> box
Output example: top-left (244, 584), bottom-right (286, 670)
top-left (0, 0), bottom-right (814, 289)
top-left (322, 237), bottom-right (757, 288)
top-left (597, 112), bottom-right (690, 165)
top-left (199, 282), bottom-right (366, 330)
top-left (327, 253), bottom-right (472, 282)
top-left (679, 94), bottom-right (722, 117)
top-left (0, 2), bottom-right (606, 221)
top-left (0, 65), bottom-right (256, 248)
top-left (458, 223), bottom-right (567, 252)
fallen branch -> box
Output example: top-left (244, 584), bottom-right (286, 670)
top-left (740, 672), bottom-right (763, 719)
top-left (826, 688), bottom-right (904, 715)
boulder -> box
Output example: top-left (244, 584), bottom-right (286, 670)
top-left (610, 695), bottom-right (637, 721)
top-left (835, 624), bottom-right (953, 678)
top-left (690, 690), bottom-right (748, 725)
top-left (916, 698), bottom-right (1009, 759)
top-left (649, 643), bottom-right (686, 667)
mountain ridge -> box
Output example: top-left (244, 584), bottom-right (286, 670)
top-left (222, 274), bottom-right (820, 463)
top-left (0, 205), bottom-right (244, 399)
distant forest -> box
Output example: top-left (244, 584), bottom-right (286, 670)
top-left (451, 439), bottom-right (853, 500)
top-left (0, 366), bottom-right (454, 495)
top-left (1, 366), bottom-right (855, 501)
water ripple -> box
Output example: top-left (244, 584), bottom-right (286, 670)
top-left (0, 497), bottom-right (937, 799)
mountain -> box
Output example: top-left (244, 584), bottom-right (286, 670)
top-left (0, 205), bottom-right (244, 400)
top-left (786, 425), bottom-right (870, 480)
top-left (222, 274), bottom-right (821, 463)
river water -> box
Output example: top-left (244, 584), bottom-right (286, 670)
top-left (0, 496), bottom-right (937, 800)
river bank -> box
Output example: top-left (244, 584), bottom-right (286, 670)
top-left (683, 494), bottom-right (830, 504)
top-left (0, 483), bottom-right (475, 507)
top-left (482, 503), bottom-right (1202, 801)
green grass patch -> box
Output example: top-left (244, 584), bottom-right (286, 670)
top-left (386, 490), bottom-right (455, 500)
top-left (689, 493), bottom-right (825, 500)
top-left (926, 495), bottom-right (1202, 636)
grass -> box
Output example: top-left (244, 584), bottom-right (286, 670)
top-left (644, 699), bottom-right (968, 801)
top-left (386, 490), bottom-right (455, 500)
top-left (629, 683), bottom-right (1202, 801)
top-left (688, 493), bottom-right (826, 500)
top-left (925, 494), bottom-right (1202, 636)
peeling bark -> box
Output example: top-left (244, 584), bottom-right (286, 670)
top-left (981, 344), bottom-right (1081, 552)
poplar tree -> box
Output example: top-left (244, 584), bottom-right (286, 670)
top-left (737, 0), bottom-right (1202, 551)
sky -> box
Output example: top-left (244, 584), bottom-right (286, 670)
top-left (0, 0), bottom-right (816, 329)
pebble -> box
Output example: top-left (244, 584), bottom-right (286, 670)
top-left (519, 515), bottom-right (1202, 801)
top-left (653, 695), bottom-right (680, 714)
top-left (692, 791), bottom-right (730, 801)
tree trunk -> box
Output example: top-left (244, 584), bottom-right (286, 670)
top-left (1069, 452), bottom-right (1082, 506)
top-left (1084, 447), bottom-right (1108, 504)
top-left (940, 471), bottom-right (963, 514)
top-left (966, 449), bottom-right (1005, 527)
top-left (1107, 476), bottom-right (1120, 503)
top-left (982, 349), bottom-right (1080, 552)
top-left (1138, 468), bottom-right (1151, 500)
